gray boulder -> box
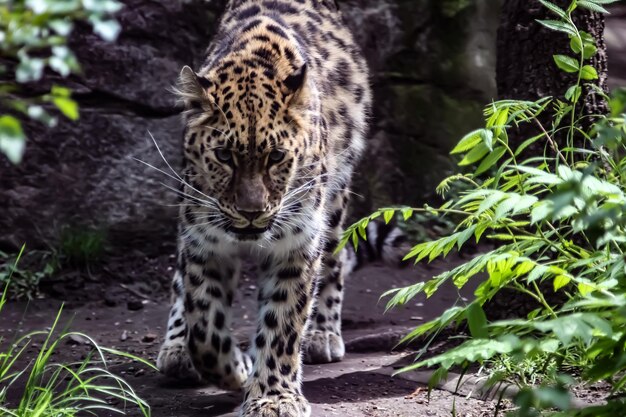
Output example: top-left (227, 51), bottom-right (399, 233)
top-left (0, 0), bottom-right (499, 253)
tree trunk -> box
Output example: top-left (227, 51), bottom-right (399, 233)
top-left (496, 0), bottom-right (608, 150)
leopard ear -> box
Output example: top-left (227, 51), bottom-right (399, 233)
top-left (282, 63), bottom-right (308, 105)
top-left (176, 66), bottom-right (214, 110)
top-left (283, 63), bottom-right (306, 92)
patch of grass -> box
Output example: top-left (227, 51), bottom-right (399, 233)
top-left (59, 226), bottom-right (106, 267)
top-left (0, 226), bottom-right (107, 299)
top-left (0, 246), bottom-right (153, 417)
top-left (0, 249), bottom-right (57, 300)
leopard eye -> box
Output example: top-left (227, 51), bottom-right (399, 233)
top-left (268, 150), bottom-right (286, 164)
top-left (215, 148), bottom-right (233, 164)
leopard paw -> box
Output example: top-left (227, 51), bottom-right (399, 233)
top-left (240, 393), bottom-right (311, 417)
top-left (302, 329), bottom-right (345, 364)
top-left (156, 342), bottom-right (202, 382)
top-left (214, 349), bottom-right (253, 391)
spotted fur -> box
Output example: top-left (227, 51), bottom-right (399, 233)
top-left (157, 1), bottom-right (384, 415)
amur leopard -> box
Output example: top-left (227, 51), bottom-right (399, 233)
top-left (157, 1), bottom-right (405, 416)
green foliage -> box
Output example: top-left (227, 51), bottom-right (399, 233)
top-left (59, 225), bottom-right (106, 267)
top-left (342, 0), bottom-right (626, 415)
top-left (0, 247), bottom-right (154, 416)
top-left (399, 210), bottom-right (457, 244)
top-left (439, 0), bottom-right (472, 18)
top-left (0, 226), bottom-right (106, 299)
top-left (0, 225), bottom-right (106, 299)
top-left (0, 248), bottom-right (56, 300)
top-left (0, 0), bottom-right (123, 163)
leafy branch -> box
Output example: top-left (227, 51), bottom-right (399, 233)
top-left (342, 0), bottom-right (626, 415)
top-left (0, 0), bottom-right (123, 164)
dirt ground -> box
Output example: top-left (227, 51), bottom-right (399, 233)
top-left (2, 248), bottom-right (512, 417)
top-left (2, 243), bottom-right (614, 417)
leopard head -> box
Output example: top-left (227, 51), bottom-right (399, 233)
top-left (177, 52), bottom-right (320, 238)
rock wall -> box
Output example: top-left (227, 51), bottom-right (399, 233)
top-left (0, 0), bottom-right (499, 254)
top-left (347, 0), bottom-right (500, 216)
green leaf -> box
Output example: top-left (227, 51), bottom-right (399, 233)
top-left (466, 302), bottom-right (488, 339)
top-left (514, 133), bottom-right (544, 156)
top-left (580, 65), bottom-right (599, 80)
top-left (583, 43), bottom-right (598, 59)
top-left (405, 335), bottom-right (519, 371)
top-left (577, 31), bottom-right (598, 60)
top-left (426, 367), bottom-right (448, 391)
top-left (476, 191), bottom-right (505, 215)
top-left (16, 57), bottom-right (45, 83)
top-left (0, 115), bottom-right (26, 164)
top-left (475, 146), bottom-right (507, 175)
top-left (351, 229), bottom-right (359, 251)
top-left (475, 190), bottom-right (506, 215)
top-left (27, 105), bottom-right (57, 127)
top-left (456, 225), bottom-right (476, 249)
top-left (512, 195), bottom-right (539, 215)
top-left (553, 55), bottom-right (579, 73)
top-left (527, 265), bottom-right (549, 283)
top-left (556, 165), bottom-right (575, 181)
top-left (578, 282), bottom-right (594, 296)
top-left (403, 241), bottom-right (430, 262)
top-left (539, 0), bottom-right (567, 18)
top-left (565, 85), bottom-right (582, 103)
top-left (553, 275), bottom-right (571, 291)
top-left (83, 0), bottom-right (124, 13)
top-left (480, 128), bottom-right (493, 151)
top-left (49, 19), bottom-right (74, 36)
top-left (474, 222), bottom-right (490, 241)
top-left (383, 209), bottom-right (394, 224)
top-left (536, 19), bottom-right (577, 36)
top-left (51, 85), bottom-right (72, 98)
top-left (577, 1), bottom-right (610, 13)
top-left (335, 234), bottom-right (350, 254)
top-left (531, 201), bottom-right (553, 224)
top-left (53, 97), bottom-right (79, 120)
top-left (49, 56), bottom-right (71, 77)
top-left (494, 107), bottom-right (509, 139)
top-left (566, 2), bottom-right (577, 13)
top-left (90, 18), bottom-right (122, 42)
top-left (580, 31), bottom-right (595, 44)
top-left (459, 142), bottom-right (490, 166)
top-left (518, 165), bottom-right (562, 185)
top-left (450, 129), bottom-right (484, 154)
top-left (357, 222), bottom-right (367, 240)
top-left (494, 193), bottom-right (520, 220)
top-left (570, 36), bottom-right (583, 54)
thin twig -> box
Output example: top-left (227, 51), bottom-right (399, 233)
top-left (119, 284), bottom-right (153, 301)
top-left (534, 119), bottom-right (568, 165)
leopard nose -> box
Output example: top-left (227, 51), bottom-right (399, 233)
top-left (239, 210), bottom-right (264, 222)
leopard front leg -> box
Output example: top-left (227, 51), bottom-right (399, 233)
top-left (157, 270), bottom-right (202, 382)
top-left (158, 247), bottom-right (252, 391)
top-left (240, 255), bottom-right (319, 417)
top-left (302, 254), bottom-right (346, 364)
top-left (303, 189), bottom-right (349, 364)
